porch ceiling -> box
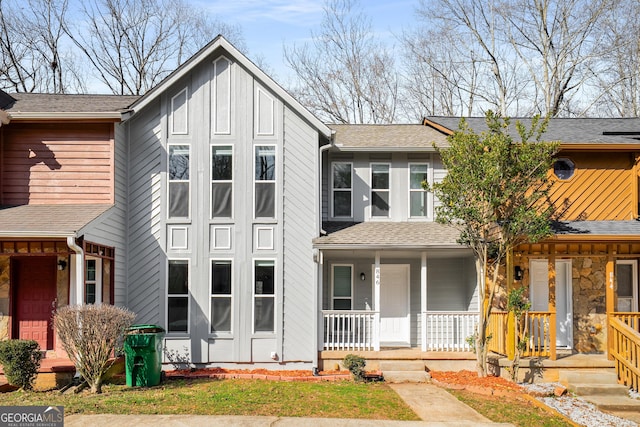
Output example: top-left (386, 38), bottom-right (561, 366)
top-left (314, 221), bottom-right (464, 250)
top-left (0, 204), bottom-right (112, 238)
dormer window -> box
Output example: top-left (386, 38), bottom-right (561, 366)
top-left (553, 158), bottom-right (575, 180)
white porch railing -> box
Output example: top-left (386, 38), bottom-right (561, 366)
top-left (423, 311), bottom-right (479, 351)
top-left (322, 310), bottom-right (378, 351)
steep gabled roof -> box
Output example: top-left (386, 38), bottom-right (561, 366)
top-left (328, 124), bottom-right (449, 151)
top-left (128, 35), bottom-right (332, 138)
top-left (423, 116), bottom-right (640, 148)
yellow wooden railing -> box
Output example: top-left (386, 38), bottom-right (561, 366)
top-left (488, 311), bottom-right (553, 358)
top-left (609, 313), bottom-right (640, 392)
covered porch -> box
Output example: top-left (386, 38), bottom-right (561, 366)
top-left (314, 222), bottom-right (479, 354)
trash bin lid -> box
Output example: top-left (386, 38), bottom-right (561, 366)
top-left (127, 324), bottom-right (165, 334)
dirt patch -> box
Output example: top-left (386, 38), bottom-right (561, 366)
top-left (431, 370), bottom-right (523, 396)
top-left (165, 367), bottom-right (351, 381)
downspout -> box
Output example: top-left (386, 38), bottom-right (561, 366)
top-left (319, 130), bottom-right (336, 235)
top-left (67, 236), bottom-right (85, 306)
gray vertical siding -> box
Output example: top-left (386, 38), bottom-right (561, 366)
top-left (126, 102), bottom-right (164, 325)
top-left (282, 106), bottom-right (318, 362)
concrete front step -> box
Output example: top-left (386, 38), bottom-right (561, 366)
top-left (569, 383), bottom-right (630, 397)
top-left (559, 370), bottom-right (617, 386)
top-left (379, 360), bottom-right (426, 372)
top-left (581, 395), bottom-right (640, 412)
top-left (383, 370), bottom-right (431, 383)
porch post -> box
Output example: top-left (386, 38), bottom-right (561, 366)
top-left (421, 252), bottom-right (427, 351)
top-left (506, 250), bottom-right (516, 359)
top-left (548, 245), bottom-right (557, 361)
top-left (605, 244), bottom-right (615, 360)
top-left (374, 251), bottom-right (381, 351)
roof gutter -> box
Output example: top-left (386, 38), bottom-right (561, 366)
top-left (311, 243), bottom-right (468, 250)
top-left (8, 112), bottom-right (124, 121)
top-left (0, 231), bottom-right (76, 238)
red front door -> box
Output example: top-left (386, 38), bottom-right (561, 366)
top-left (13, 257), bottom-right (57, 350)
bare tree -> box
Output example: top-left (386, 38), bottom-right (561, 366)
top-left (65, 0), bottom-right (244, 95)
top-left (589, 0), bottom-right (640, 117)
top-left (284, 0), bottom-right (399, 124)
top-left (0, 0), bottom-right (84, 93)
top-left (504, 0), bottom-right (616, 117)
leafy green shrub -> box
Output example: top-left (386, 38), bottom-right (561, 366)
top-left (0, 339), bottom-right (43, 390)
top-left (342, 354), bottom-right (366, 382)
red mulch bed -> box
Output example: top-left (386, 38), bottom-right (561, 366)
top-left (431, 370), bottom-right (523, 396)
top-left (165, 367), bottom-right (351, 381)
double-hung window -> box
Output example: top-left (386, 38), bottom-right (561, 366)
top-left (85, 258), bottom-right (101, 304)
top-left (371, 163), bottom-right (390, 217)
top-left (254, 260), bottom-right (275, 332)
top-left (255, 146), bottom-right (276, 218)
top-left (211, 260), bottom-right (232, 333)
top-left (332, 162), bottom-right (352, 217)
top-left (167, 260), bottom-right (189, 333)
top-left (168, 144), bottom-right (190, 218)
top-left (409, 163), bottom-right (429, 218)
top-left (332, 265), bottom-right (353, 310)
top-left (211, 145), bottom-right (233, 218)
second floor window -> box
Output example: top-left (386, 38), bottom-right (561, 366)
top-left (211, 146), bottom-right (233, 218)
top-left (168, 144), bottom-right (190, 218)
top-left (332, 162), bottom-right (352, 217)
top-left (371, 163), bottom-right (390, 217)
top-left (255, 146), bottom-right (276, 218)
top-left (409, 163), bottom-right (429, 217)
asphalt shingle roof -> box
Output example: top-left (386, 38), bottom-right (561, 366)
top-left (1, 92), bottom-right (139, 113)
top-left (0, 204), bottom-right (113, 236)
top-left (328, 124), bottom-right (449, 150)
top-left (424, 117), bottom-right (640, 144)
top-left (313, 221), bottom-right (463, 248)
top-left (552, 220), bottom-right (640, 236)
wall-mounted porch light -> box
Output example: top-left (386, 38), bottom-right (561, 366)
top-left (360, 272), bottom-right (366, 281)
top-left (514, 265), bottom-right (523, 281)
top-left (57, 259), bottom-right (67, 271)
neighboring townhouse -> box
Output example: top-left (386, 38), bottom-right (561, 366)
top-left (424, 117), bottom-right (640, 371)
top-left (0, 91), bottom-right (138, 355)
top-left (314, 124), bottom-right (480, 360)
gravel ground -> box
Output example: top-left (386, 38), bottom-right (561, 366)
top-left (520, 382), bottom-right (638, 427)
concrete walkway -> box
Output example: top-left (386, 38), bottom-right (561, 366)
top-left (64, 383), bottom-right (514, 426)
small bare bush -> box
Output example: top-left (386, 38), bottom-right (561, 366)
top-left (54, 304), bottom-right (135, 393)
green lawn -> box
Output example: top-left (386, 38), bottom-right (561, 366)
top-left (449, 389), bottom-right (574, 427)
top-left (0, 378), bottom-right (420, 420)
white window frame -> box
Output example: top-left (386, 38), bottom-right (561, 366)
top-left (331, 162), bottom-right (353, 218)
top-left (166, 259), bottom-right (190, 335)
top-left (85, 257), bottom-right (102, 304)
top-left (408, 162), bottom-right (430, 219)
top-left (210, 144), bottom-right (234, 219)
top-left (370, 162), bottom-right (390, 218)
top-left (210, 258), bottom-right (233, 335)
top-left (616, 260), bottom-right (638, 312)
top-left (331, 264), bottom-right (353, 310)
top-left (252, 258), bottom-right (276, 334)
top-left (167, 143), bottom-right (191, 219)
top-left (254, 144), bottom-right (277, 220)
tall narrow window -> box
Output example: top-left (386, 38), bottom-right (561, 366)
top-left (254, 260), bottom-right (275, 332)
top-left (211, 260), bottom-right (232, 333)
top-left (255, 146), bottom-right (276, 218)
top-left (85, 259), bottom-right (99, 304)
top-left (332, 265), bottom-right (352, 310)
top-left (332, 162), bottom-right (352, 217)
top-left (371, 163), bottom-right (390, 217)
top-left (168, 144), bottom-right (190, 218)
top-left (168, 260), bottom-right (189, 333)
top-left (211, 146), bottom-right (233, 218)
top-left (409, 163), bottom-right (429, 217)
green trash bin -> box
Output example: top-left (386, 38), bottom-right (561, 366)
top-left (124, 324), bottom-right (165, 387)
